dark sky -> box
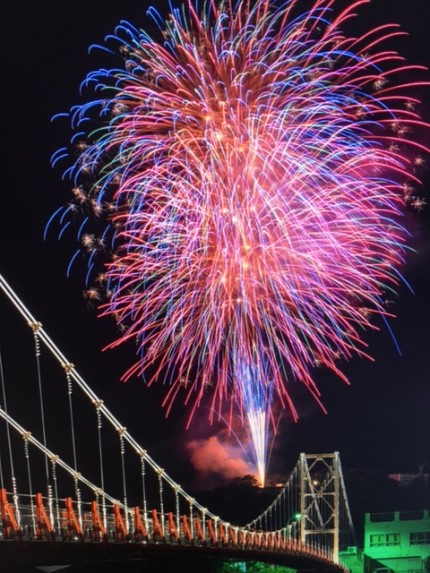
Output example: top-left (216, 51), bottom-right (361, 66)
top-left (1, 0), bottom-right (430, 509)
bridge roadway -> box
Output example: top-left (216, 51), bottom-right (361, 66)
top-left (0, 539), bottom-right (347, 573)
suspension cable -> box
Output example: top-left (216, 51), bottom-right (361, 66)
top-left (245, 461), bottom-right (300, 529)
top-left (1, 272), bottom-right (332, 543)
top-left (338, 455), bottom-right (357, 547)
top-left (0, 273), bottom-right (221, 524)
top-left (0, 405), bottom-right (126, 511)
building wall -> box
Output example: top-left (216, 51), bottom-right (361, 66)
top-left (364, 510), bottom-right (430, 573)
top-left (339, 548), bottom-right (364, 573)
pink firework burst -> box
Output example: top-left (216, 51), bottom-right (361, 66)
top-left (50, 0), bottom-right (429, 483)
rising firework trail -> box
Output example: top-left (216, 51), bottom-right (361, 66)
top-left (49, 0), bottom-right (429, 485)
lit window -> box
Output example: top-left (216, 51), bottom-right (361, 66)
top-left (386, 533), bottom-right (400, 546)
top-left (410, 532), bottom-right (430, 545)
top-left (370, 534), bottom-right (386, 547)
top-left (370, 533), bottom-right (400, 547)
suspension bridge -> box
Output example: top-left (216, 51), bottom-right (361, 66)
top-left (0, 272), bottom-right (356, 572)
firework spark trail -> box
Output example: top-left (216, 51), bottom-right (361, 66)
top-left (50, 0), bottom-right (429, 485)
top-left (236, 357), bottom-right (273, 486)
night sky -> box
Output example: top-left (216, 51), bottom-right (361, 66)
top-left (2, 0), bottom-right (430, 518)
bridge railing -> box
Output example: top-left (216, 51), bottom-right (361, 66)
top-left (0, 488), bottom-right (334, 562)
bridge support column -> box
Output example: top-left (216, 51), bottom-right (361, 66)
top-left (299, 452), bottom-right (341, 563)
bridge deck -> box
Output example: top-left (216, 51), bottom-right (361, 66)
top-left (0, 540), bottom-right (346, 573)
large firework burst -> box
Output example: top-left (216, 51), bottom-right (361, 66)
top-left (50, 0), bottom-right (428, 483)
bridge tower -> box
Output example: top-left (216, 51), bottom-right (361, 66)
top-left (299, 452), bottom-right (352, 563)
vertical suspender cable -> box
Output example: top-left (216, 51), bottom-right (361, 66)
top-left (202, 509), bottom-right (206, 541)
top-left (338, 456), bottom-right (357, 547)
top-left (214, 516), bottom-right (219, 542)
top-left (280, 489), bottom-right (284, 529)
top-left (30, 324), bottom-right (53, 526)
top-left (175, 487), bottom-right (180, 535)
top-left (119, 428), bottom-right (129, 531)
top-left (140, 452), bottom-right (148, 532)
top-left (278, 496), bottom-right (282, 530)
top-left (0, 349), bottom-right (20, 525)
top-left (30, 324), bottom-right (49, 482)
top-left (282, 488), bottom-right (286, 529)
top-left (299, 453), bottom-right (306, 546)
top-left (277, 494), bottom-right (281, 530)
top-left (288, 470), bottom-right (292, 534)
top-left (95, 401), bottom-right (107, 528)
top-left (189, 499), bottom-right (194, 539)
top-left (0, 440), bottom-right (4, 490)
top-left (23, 433), bottom-right (36, 535)
top-left (50, 456), bottom-right (61, 533)
top-left (158, 470), bottom-right (165, 535)
top-left (0, 350), bottom-right (7, 489)
top-left (64, 366), bottom-right (78, 472)
top-left (64, 364), bottom-right (81, 526)
top-left (273, 498), bottom-right (276, 531)
top-left (75, 475), bottom-right (82, 529)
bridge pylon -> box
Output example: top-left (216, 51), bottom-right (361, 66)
top-left (299, 452), bottom-right (354, 564)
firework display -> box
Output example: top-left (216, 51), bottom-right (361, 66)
top-left (50, 0), bottom-right (428, 484)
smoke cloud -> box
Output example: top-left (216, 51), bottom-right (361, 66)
top-left (186, 435), bottom-right (256, 485)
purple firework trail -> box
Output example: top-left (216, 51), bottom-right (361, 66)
top-left (50, 0), bottom-right (429, 484)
